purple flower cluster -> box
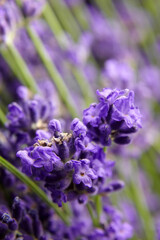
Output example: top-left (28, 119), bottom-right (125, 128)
top-left (83, 88), bottom-right (142, 146)
top-left (16, 118), bottom-right (115, 206)
top-left (15, 87), bottom-right (141, 208)
top-left (6, 86), bottom-right (54, 148)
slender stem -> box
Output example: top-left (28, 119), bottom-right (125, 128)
top-left (70, 66), bottom-right (95, 106)
top-left (62, 202), bottom-right (71, 216)
top-left (6, 44), bottom-right (38, 93)
top-left (0, 107), bottom-right (6, 125)
top-left (0, 82), bottom-right (12, 104)
top-left (42, 3), bottom-right (66, 47)
top-left (94, 195), bottom-right (102, 222)
top-left (0, 155), bottom-right (69, 225)
top-left (86, 202), bottom-right (100, 227)
top-left (120, 160), bottom-right (156, 240)
top-left (26, 26), bottom-right (79, 118)
top-left (70, 3), bottom-right (89, 30)
top-left (0, 47), bottom-right (24, 83)
top-left (49, 0), bottom-right (81, 40)
top-left (95, 0), bottom-right (116, 18)
top-left (140, 148), bottom-right (160, 195)
top-left (130, 172), bottom-right (155, 240)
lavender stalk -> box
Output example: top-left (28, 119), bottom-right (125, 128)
top-left (95, 0), bottom-right (116, 18)
top-left (86, 202), bottom-right (100, 227)
top-left (66, 1), bottom-right (89, 31)
top-left (42, 3), bottom-right (66, 45)
top-left (130, 162), bottom-right (155, 240)
top-left (94, 195), bottom-right (102, 221)
top-left (1, 44), bottom-right (38, 93)
top-left (49, 0), bottom-right (81, 40)
top-left (119, 160), bottom-right (156, 240)
top-left (0, 47), bottom-right (24, 84)
top-left (7, 44), bottom-right (38, 93)
top-left (0, 107), bottom-right (6, 125)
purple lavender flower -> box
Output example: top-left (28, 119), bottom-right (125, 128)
top-left (73, 159), bottom-right (97, 187)
top-left (83, 88), bottom-right (142, 146)
top-left (102, 59), bottom-right (135, 90)
top-left (71, 118), bottom-right (87, 139)
top-left (104, 180), bottom-right (125, 193)
top-left (88, 8), bottom-right (123, 66)
top-left (6, 86), bottom-right (55, 148)
top-left (49, 119), bottom-right (62, 135)
top-left (16, 115), bottom-right (120, 206)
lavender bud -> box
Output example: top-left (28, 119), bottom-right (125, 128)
top-left (19, 214), bottom-right (33, 235)
top-left (12, 197), bottom-right (23, 221)
top-left (48, 119), bottom-right (62, 134)
top-left (29, 210), bottom-right (42, 238)
top-left (105, 180), bottom-right (125, 193)
top-left (8, 219), bottom-right (18, 231)
top-left (114, 135), bottom-right (131, 145)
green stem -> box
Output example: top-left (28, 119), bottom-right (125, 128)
top-left (0, 108), bottom-right (6, 125)
top-left (70, 3), bottom-right (89, 31)
top-left (140, 148), bottom-right (160, 195)
top-left (94, 195), bottom-right (102, 222)
top-left (49, 0), bottom-right (81, 40)
top-left (86, 202), bottom-right (100, 227)
top-left (26, 26), bottom-right (79, 118)
top-left (0, 155), bottom-right (69, 225)
top-left (95, 0), bottom-right (116, 18)
top-left (62, 202), bottom-right (71, 216)
top-left (0, 47), bottom-right (24, 83)
top-left (70, 66), bottom-right (95, 106)
top-left (123, 160), bottom-right (155, 240)
top-left (5, 44), bottom-right (38, 93)
top-left (42, 3), bottom-right (66, 47)
top-left (140, 0), bottom-right (160, 32)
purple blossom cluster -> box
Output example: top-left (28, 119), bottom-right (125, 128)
top-left (15, 87), bottom-right (141, 208)
top-left (84, 88), bottom-right (141, 146)
top-left (6, 86), bottom-right (54, 148)
top-left (0, 84), bottom-right (139, 239)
